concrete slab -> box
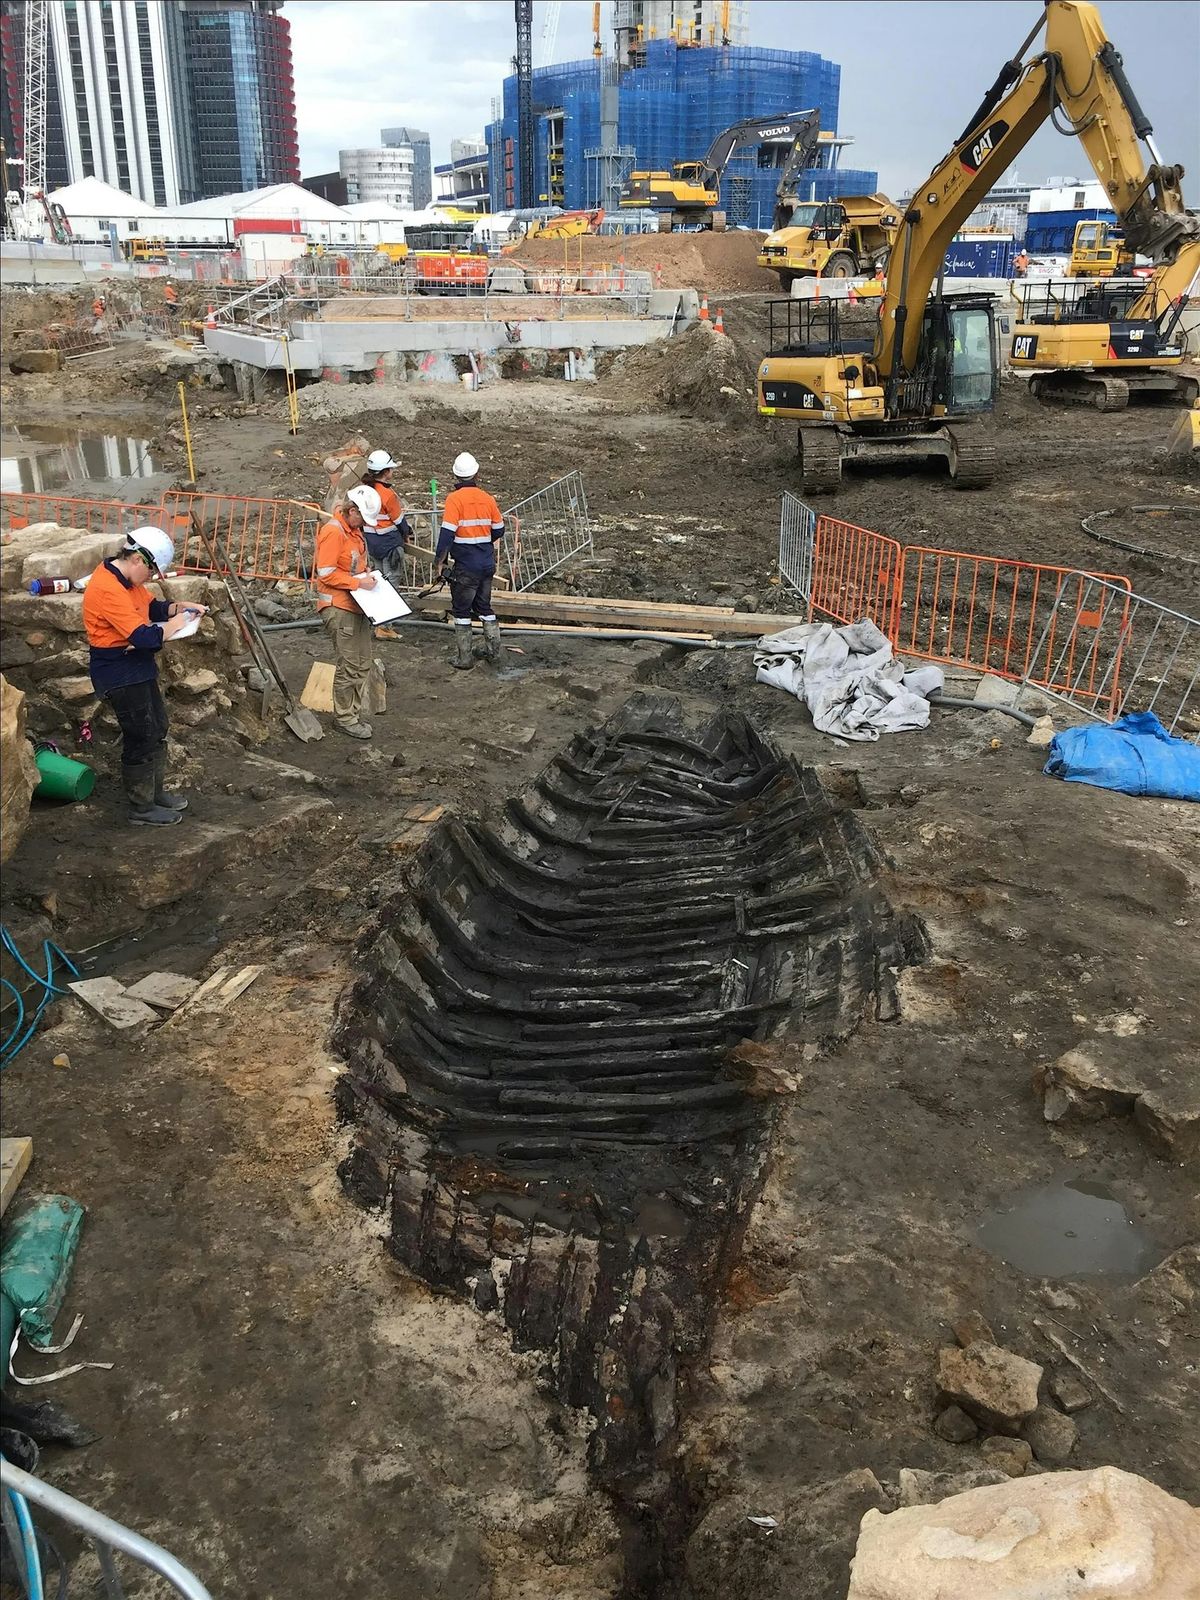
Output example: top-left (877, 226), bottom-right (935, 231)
top-left (68, 976), bottom-right (160, 1030)
top-left (124, 971), bottom-right (201, 1011)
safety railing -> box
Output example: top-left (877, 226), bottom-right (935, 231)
top-left (0, 491), bottom-right (151, 538)
top-left (1, 1459), bottom-right (212, 1600)
top-left (160, 491), bottom-right (318, 582)
top-left (810, 513), bottom-right (903, 638)
top-left (505, 472), bottom-right (593, 592)
top-left (33, 320), bottom-right (113, 360)
top-left (1022, 576), bottom-right (1198, 739)
top-left (896, 547), bottom-right (1131, 710)
top-left (778, 490), bottom-right (815, 610)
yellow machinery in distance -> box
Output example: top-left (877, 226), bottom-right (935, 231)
top-left (619, 109), bottom-right (820, 233)
top-left (757, 192), bottom-right (900, 288)
top-left (1067, 218), bottom-right (1133, 277)
top-left (756, 0), bottom-right (1200, 492)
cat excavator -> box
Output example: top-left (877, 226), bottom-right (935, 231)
top-left (619, 109), bottom-right (820, 232)
top-left (757, 0), bottom-right (1200, 492)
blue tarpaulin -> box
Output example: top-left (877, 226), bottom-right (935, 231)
top-left (1044, 711), bottom-right (1200, 801)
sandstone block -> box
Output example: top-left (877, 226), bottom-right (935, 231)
top-left (848, 1466), bottom-right (1200, 1600)
top-left (937, 1343), bottom-right (1043, 1433)
top-left (1, 674), bottom-right (40, 864)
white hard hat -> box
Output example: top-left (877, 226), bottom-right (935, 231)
top-left (346, 484), bottom-right (382, 527)
top-left (124, 525), bottom-right (175, 574)
top-left (366, 449), bottom-right (396, 472)
top-left (453, 452), bottom-right (479, 479)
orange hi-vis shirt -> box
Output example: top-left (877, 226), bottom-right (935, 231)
top-left (83, 558), bottom-right (171, 692)
top-left (374, 482), bottom-right (404, 533)
top-left (437, 484), bottom-right (504, 573)
top-left (315, 510), bottom-right (370, 612)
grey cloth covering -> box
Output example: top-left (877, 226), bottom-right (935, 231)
top-left (754, 619), bottom-right (944, 741)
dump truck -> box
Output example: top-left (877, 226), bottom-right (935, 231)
top-left (756, 193), bottom-right (900, 289)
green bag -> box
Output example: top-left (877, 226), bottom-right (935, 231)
top-left (0, 1194), bottom-right (85, 1356)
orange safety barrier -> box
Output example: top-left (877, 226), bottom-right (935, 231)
top-left (895, 546), bottom-right (1132, 713)
top-left (810, 514), bottom-right (903, 638)
top-left (159, 490), bottom-right (319, 581)
top-left (0, 491), bottom-right (147, 538)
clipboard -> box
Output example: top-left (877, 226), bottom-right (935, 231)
top-left (351, 571), bottom-right (412, 626)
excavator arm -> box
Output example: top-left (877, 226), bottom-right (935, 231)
top-left (878, 0), bottom-right (1200, 380)
top-left (695, 109), bottom-right (820, 189)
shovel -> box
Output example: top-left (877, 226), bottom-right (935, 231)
top-left (189, 513), bottom-right (324, 743)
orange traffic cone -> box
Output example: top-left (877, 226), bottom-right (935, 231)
top-left (813, 276), bottom-right (821, 300)
top-left (205, 304), bottom-right (216, 328)
top-left (848, 284), bottom-right (858, 305)
top-left (713, 306), bottom-right (725, 334)
top-left (699, 295), bottom-right (710, 321)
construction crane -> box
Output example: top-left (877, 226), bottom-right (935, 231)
top-left (592, 1), bottom-right (603, 58)
top-left (22, 0), bottom-right (47, 199)
top-left (539, 0), bottom-right (561, 66)
top-left (514, 0), bottom-right (535, 211)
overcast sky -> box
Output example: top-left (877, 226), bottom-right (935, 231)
top-left (287, 0), bottom-right (1200, 201)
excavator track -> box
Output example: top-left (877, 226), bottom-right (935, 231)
top-left (1028, 373), bottom-right (1130, 411)
top-left (797, 427), bottom-right (843, 494)
top-left (947, 432), bottom-right (996, 490)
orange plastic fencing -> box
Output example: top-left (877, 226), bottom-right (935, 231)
top-left (159, 491), bottom-right (319, 581)
top-left (810, 514), bottom-right (903, 638)
top-left (0, 491), bottom-right (147, 538)
top-left (895, 546), bottom-right (1132, 713)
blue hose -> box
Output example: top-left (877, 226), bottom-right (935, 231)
top-left (0, 929), bottom-right (78, 1067)
top-left (2, 1462), bottom-right (46, 1600)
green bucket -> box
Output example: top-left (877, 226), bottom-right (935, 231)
top-left (33, 748), bottom-right (96, 802)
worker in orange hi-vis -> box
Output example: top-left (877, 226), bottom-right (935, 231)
top-left (164, 282), bottom-right (179, 315)
top-left (434, 452), bottom-right (506, 672)
top-left (315, 486), bottom-right (382, 739)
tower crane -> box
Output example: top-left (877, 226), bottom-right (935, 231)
top-left (538, 1), bottom-right (561, 66)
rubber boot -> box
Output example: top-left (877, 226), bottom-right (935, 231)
top-left (124, 762), bottom-right (182, 826)
top-left (152, 747), bottom-right (188, 811)
top-left (482, 617), bottom-right (502, 664)
top-left (453, 625), bottom-right (475, 671)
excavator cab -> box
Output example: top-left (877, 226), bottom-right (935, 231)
top-left (918, 295), bottom-right (998, 416)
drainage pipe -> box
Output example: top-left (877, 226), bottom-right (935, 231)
top-left (928, 691), bottom-right (1038, 728)
top-left (257, 616), bottom-right (761, 650)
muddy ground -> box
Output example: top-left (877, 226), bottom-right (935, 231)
top-left (1, 284), bottom-right (1198, 1599)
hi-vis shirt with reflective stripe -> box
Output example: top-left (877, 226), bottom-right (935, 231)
top-left (440, 485), bottom-right (504, 545)
top-left (315, 510), bottom-right (369, 612)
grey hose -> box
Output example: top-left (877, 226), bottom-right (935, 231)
top-left (928, 691), bottom-right (1038, 728)
top-left (257, 616), bottom-right (760, 649)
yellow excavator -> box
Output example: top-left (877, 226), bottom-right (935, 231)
top-left (757, 0), bottom-right (1200, 492)
top-left (619, 109), bottom-right (820, 232)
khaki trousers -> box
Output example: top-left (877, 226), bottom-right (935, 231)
top-left (322, 605), bottom-right (373, 724)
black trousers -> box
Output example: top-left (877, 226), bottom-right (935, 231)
top-left (448, 567), bottom-right (495, 621)
top-left (105, 679), bottom-right (169, 768)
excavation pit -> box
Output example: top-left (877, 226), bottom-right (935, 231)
top-left (333, 695), bottom-right (921, 1522)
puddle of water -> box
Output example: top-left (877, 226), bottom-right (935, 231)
top-left (1, 424), bottom-right (163, 496)
top-left (977, 1177), bottom-right (1161, 1280)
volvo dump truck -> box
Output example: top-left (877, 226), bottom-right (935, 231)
top-left (756, 193), bottom-right (901, 288)
top-left (756, 0), bottom-right (1199, 491)
top-left (619, 110), bottom-right (819, 232)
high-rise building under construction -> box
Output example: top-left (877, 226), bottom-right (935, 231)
top-left (487, 24), bottom-right (875, 225)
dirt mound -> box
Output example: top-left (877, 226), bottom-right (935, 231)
top-left (512, 229), bottom-right (777, 292)
top-left (608, 320), bottom-right (757, 419)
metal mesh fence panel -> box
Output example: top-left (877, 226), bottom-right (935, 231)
top-left (505, 472), bottom-right (592, 591)
top-left (778, 492), bottom-right (815, 612)
top-left (1022, 576), bottom-right (1199, 739)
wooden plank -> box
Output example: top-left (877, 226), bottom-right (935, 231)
top-left (0, 1138), bottom-right (32, 1217)
top-left (301, 662), bottom-right (336, 713)
top-left (418, 589), bottom-right (802, 638)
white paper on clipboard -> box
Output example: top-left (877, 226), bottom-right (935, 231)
top-left (169, 611), bottom-right (202, 639)
top-left (350, 572), bottom-right (412, 625)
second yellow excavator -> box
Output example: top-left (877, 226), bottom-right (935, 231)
top-left (757, 0), bottom-right (1200, 491)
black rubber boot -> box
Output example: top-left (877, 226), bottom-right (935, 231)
top-left (124, 762), bottom-right (182, 826)
top-left (152, 748), bottom-right (188, 811)
top-left (482, 618), bottom-right (502, 664)
top-left (453, 626), bottom-right (475, 671)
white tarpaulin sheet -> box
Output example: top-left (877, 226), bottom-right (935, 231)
top-left (754, 619), bottom-right (943, 741)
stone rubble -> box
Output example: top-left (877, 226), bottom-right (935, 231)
top-left (936, 1342), bottom-right (1044, 1434)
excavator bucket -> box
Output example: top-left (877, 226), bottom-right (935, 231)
top-left (1167, 404), bottom-right (1200, 456)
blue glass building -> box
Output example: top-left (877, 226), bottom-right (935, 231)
top-left (487, 40), bottom-right (877, 225)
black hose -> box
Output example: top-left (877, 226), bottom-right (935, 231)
top-left (929, 691), bottom-right (1038, 728)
